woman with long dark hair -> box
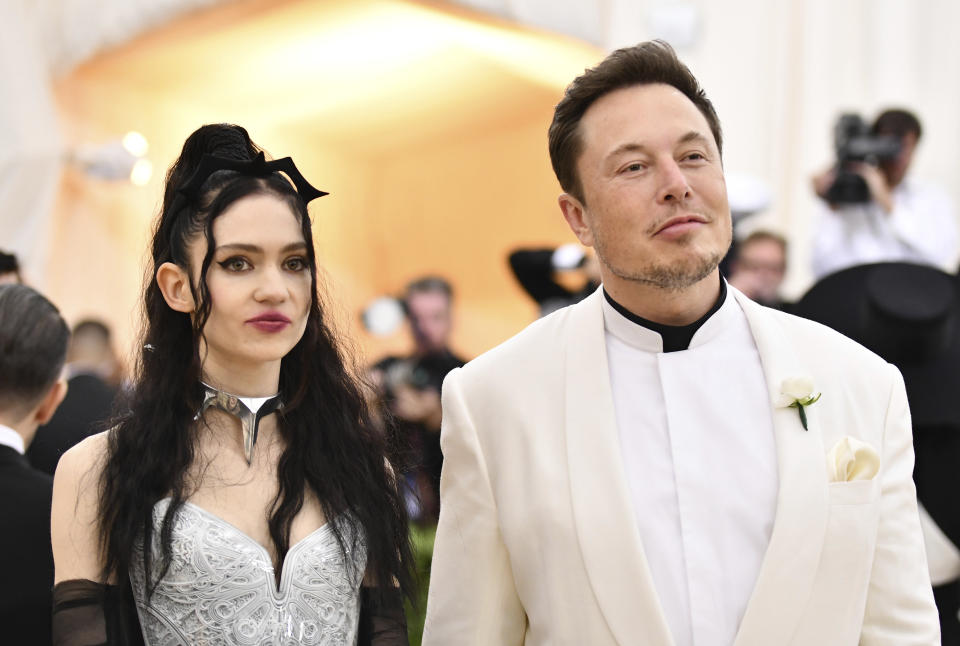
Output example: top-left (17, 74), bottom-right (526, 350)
top-left (50, 124), bottom-right (412, 645)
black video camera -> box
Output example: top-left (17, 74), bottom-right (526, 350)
top-left (826, 114), bottom-right (902, 204)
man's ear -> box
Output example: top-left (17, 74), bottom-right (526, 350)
top-left (558, 193), bottom-right (595, 247)
top-left (34, 378), bottom-right (67, 426)
top-left (156, 262), bottom-right (196, 313)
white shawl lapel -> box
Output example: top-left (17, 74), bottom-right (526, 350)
top-left (564, 290), bottom-right (675, 646)
top-left (731, 290), bottom-right (829, 646)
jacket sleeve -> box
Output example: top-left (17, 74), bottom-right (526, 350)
top-left (508, 249), bottom-right (574, 305)
top-left (422, 369), bottom-right (526, 646)
top-left (859, 364), bottom-right (940, 645)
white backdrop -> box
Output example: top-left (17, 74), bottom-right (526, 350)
top-left (0, 0), bottom-right (225, 284)
top-left (454, 0), bottom-right (960, 294)
top-left (2, 0), bottom-right (958, 294)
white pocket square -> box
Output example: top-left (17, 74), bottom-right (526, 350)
top-left (826, 436), bottom-right (879, 482)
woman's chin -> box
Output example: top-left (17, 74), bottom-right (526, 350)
top-left (208, 346), bottom-right (295, 373)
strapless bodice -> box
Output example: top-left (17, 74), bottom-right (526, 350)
top-left (129, 498), bottom-right (366, 645)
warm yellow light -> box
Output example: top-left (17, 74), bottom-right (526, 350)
top-left (226, 1), bottom-right (601, 126)
top-left (130, 158), bottom-right (153, 186)
top-left (122, 131), bottom-right (149, 157)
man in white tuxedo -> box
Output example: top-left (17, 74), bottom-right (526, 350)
top-left (422, 41), bottom-right (939, 645)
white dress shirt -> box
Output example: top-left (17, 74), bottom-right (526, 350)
top-left (603, 289), bottom-right (779, 646)
top-left (811, 177), bottom-right (958, 279)
top-left (0, 423), bottom-right (25, 455)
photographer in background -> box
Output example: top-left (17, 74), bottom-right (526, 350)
top-left (365, 277), bottom-right (466, 642)
top-left (366, 276), bottom-right (466, 522)
top-left (811, 108), bottom-right (957, 279)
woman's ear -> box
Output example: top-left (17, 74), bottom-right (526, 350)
top-left (156, 262), bottom-right (196, 313)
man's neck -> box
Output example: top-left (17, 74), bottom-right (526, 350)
top-left (602, 269), bottom-right (723, 326)
top-left (65, 359), bottom-right (111, 379)
top-left (0, 414), bottom-right (36, 451)
top-left (415, 345), bottom-right (451, 358)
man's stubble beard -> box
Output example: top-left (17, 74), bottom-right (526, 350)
top-left (592, 227), bottom-right (731, 293)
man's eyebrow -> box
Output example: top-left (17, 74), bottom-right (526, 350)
top-left (606, 131), bottom-right (711, 159)
top-left (607, 142), bottom-right (649, 159)
top-left (678, 130), bottom-right (711, 146)
top-left (214, 242), bottom-right (308, 253)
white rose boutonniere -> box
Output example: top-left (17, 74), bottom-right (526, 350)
top-left (777, 376), bottom-right (821, 431)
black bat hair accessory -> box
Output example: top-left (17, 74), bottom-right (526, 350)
top-left (177, 151), bottom-right (328, 206)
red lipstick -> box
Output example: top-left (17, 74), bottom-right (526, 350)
top-left (246, 311), bottom-right (292, 333)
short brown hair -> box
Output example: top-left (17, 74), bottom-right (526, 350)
top-left (872, 108), bottom-right (922, 140)
top-left (405, 275), bottom-right (453, 301)
top-left (548, 40), bottom-right (723, 204)
top-left (740, 230), bottom-right (787, 254)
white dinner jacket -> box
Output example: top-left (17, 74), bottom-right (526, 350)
top-left (422, 288), bottom-right (939, 646)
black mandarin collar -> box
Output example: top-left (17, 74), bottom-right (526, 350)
top-left (602, 279), bottom-right (728, 353)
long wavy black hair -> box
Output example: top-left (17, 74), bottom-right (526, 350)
top-left (98, 124), bottom-right (412, 599)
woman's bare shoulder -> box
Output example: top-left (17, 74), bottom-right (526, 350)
top-left (54, 431), bottom-right (110, 500)
top-left (52, 430), bottom-right (111, 583)
top-left (64, 429), bottom-right (110, 459)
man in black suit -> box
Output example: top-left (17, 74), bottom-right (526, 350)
top-left (28, 319), bottom-right (119, 475)
top-left (0, 284), bottom-right (70, 644)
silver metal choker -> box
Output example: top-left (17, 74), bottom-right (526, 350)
top-left (197, 382), bottom-right (282, 464)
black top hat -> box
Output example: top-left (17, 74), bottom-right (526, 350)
top-left (793, 262), bottom-right (960, 546)
top-left (794, 262), bottom-right (960, 429)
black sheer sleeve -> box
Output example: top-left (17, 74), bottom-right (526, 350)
top-left (52, 579), bottom-right (144, 646)
top-left (356, 586), bottom-right (408, 646)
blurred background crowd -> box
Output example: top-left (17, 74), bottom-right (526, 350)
top-left (3, 0), bottom-right (960, 643)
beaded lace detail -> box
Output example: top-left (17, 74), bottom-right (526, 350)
top-left (129, 498), bottom-right (366, 645)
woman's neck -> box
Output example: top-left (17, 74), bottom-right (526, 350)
top-left (201, 357), bottom-right (282, 397)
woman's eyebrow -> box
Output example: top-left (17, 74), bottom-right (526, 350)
top-left (215, 242), bottom-right (307, 253)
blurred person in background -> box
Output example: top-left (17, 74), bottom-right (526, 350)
top-left (367, 277), bottom-right (466, 645)
top-left (28, 318), bottom-right (121, 475)
top-left (811, 108), bottom-right (957, 278)
top-left (0, 284), bottom-right (69, 644)
top-left (373, 276), bottom-right (465, 522)
top-left (508, 243), bottom-right (601, 316)
top-left (0, 249), bottom-right (23, 284)
top-left (726, 231), bottom-right (789, 310)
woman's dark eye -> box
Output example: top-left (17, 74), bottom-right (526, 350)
top-left (218, 257), bottom-right (251, 272)
top-left (285, 257), bottom-right (307, 272)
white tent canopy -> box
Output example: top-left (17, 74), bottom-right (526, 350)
top-left (4, 0), bottom-right (960, 293)
top-left (1, 0), bottom-right (224, 282)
